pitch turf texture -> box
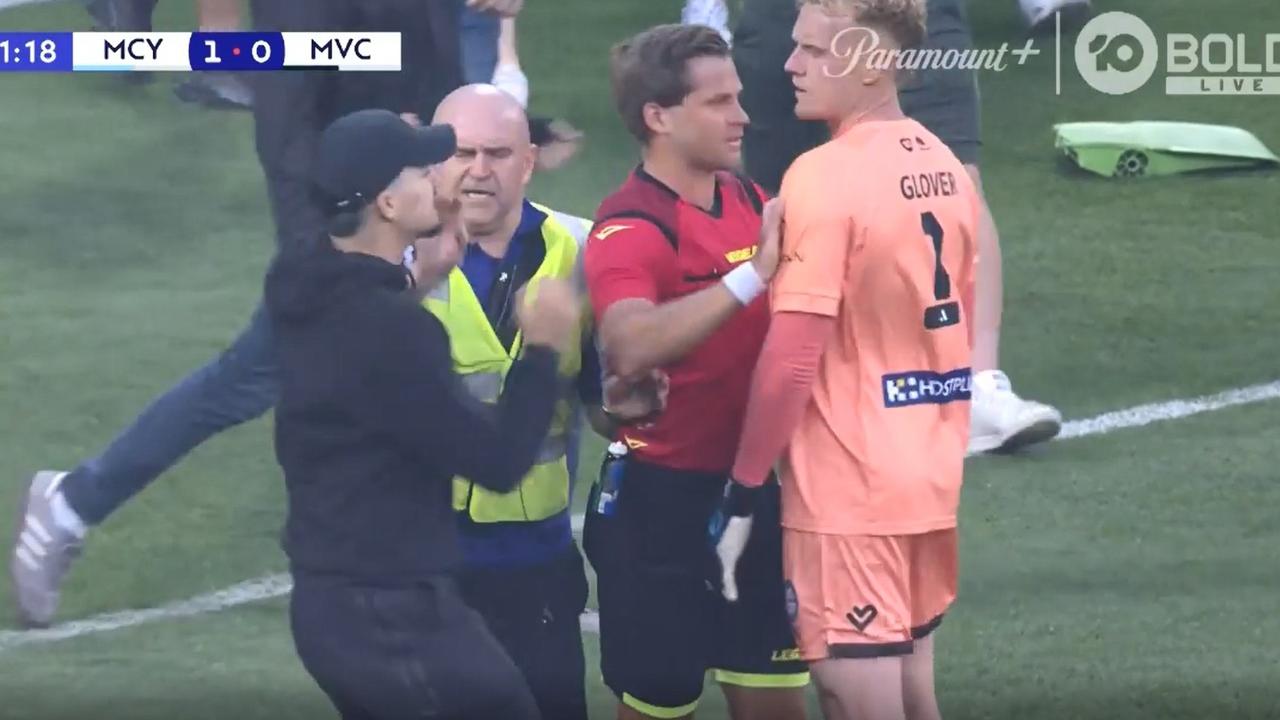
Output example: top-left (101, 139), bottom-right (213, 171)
top-left (2, 0), bottom-right (1279, 718)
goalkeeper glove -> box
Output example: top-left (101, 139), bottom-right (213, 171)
top-left (708, 479), bottom-right (760, 602)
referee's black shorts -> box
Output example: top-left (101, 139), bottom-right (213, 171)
top-left (583, 458), bottom-right (809, 718)
top-left (289, 573), bottom-right (539, 720)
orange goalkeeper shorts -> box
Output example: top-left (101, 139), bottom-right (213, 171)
top-left (782, 527), bottom-right (958, 661)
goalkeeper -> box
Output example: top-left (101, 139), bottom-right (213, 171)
top-left (713, 2), bottom-right (980, 718)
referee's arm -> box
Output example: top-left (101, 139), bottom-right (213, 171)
top-left (585, 221), bottom-right (765, 381)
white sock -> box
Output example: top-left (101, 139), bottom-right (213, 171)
top-left (51, 490), bottom-right (88, 540)
top-left (1019, 0), bottom-right (1088, 24)
top-left (491, 63), bottom-right (529, 109)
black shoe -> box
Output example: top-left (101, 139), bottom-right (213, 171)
top-left (86, 0), bottom-right (156, 31)
top-left (85, 0), bottom-right (120, 30)
top-left (173, 75), bottom-right (253, 110)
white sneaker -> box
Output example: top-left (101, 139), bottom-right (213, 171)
top-left (491, 63), bottom-right (529, 109)
top-left (10, 471), bottom-right (85, 628)
top-left (968, 370), bottom-right (1062, 455)
top-left (681, 0), bottom-right (732, 45)
top-left (1018, 0), bottom-right (1092, 34)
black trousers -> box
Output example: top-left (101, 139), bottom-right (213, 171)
top-left (732, 0), bottom-right (829, 196)
top-left (247, 0), bottom-right (464, 249)
top-left (457, 545), bottom-right (591, 720)
top-left (290, 574), bottom-right (540, 720)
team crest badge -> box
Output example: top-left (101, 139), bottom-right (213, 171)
top-left (784, 581), bottom-right (798, 624)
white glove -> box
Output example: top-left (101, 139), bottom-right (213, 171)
top-left (714, 515), bottom-right (753, 602)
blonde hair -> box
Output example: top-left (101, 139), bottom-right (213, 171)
top-left (798, 0), bottom-right (927, 51)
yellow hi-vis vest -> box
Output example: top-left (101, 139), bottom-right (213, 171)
top-left (422, 203), bottom-right (583, 523)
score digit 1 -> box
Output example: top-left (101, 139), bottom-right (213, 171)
top-left (203, 37), bottom-right (221, 66)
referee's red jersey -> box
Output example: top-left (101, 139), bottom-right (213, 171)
top-left (583, 167), bottom-right (769, 473)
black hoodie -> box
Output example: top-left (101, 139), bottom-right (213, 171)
top-left (263, 239), bottom-right (561, 582)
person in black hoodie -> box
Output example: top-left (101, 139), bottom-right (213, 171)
top-left (263, 108), bottom-right (580, 720)
top-left (8, 0), bottom-right (589, 632)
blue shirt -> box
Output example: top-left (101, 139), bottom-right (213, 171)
top-left (457, 200), bottom-right (545, 303)
top-left (455, 201), bottom-right (588, 568)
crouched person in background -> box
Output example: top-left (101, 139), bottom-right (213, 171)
top-left (263, 108), bottom-right (580, 720)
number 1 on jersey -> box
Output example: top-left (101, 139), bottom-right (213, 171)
top-left (921, 210), bottom-right (960, 330)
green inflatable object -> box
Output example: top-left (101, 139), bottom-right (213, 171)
top-left (1053, 122), bottom-right (1280, 178)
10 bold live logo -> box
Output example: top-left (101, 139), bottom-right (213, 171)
top-left (1076, 11), bottom-right (1279, 96)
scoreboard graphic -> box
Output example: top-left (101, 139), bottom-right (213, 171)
top-left (0, 32), bottom-right (401, 72)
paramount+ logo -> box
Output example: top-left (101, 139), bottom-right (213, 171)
top-left (882, 368), bottom-right (972, 409)
top-left (1076, 11), bottom-right (1280, 96)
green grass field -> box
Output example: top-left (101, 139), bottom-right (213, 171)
top-left (2, 0), bottom-right (1279, 718)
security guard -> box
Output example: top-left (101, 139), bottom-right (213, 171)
top-left (422, 84), bottom-right (631, 720)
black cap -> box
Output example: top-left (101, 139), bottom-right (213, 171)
top-left (312, 109), bottom-right (457, 216)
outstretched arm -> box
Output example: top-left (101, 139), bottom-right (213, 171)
top-left (586, 201), bottom-right (783, 381)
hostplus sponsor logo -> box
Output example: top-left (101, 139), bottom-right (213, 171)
top-left (883, 368), bottom-right (972, 409)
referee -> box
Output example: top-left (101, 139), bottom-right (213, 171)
top-left (265, 109), bottom-right (580, 720)
top-left (582, 25), bottom-right (807, 720)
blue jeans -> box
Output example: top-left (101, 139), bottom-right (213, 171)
top-left (60, 301), bottom-right (588, 525)
top-left (460, 6), bottom-right (500, 84)
top-left (61, 304), bottom-right (280, 524)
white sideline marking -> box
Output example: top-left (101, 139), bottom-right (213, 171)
top-left (0, 575), bottom-right (292, 651)
top-left (1057, 380), bottom-right (1280, 439)
top-left (0, 573), bottom-right (598, 652)
top-left (0, 0), bottom-right (60, 10)
top-left (2, 379), bottom-right (1278, 653)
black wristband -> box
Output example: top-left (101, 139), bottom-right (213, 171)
top-left (519, 344), bottom-right (560, 372)
top-left (723, 481), bottom-right (761, 518)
